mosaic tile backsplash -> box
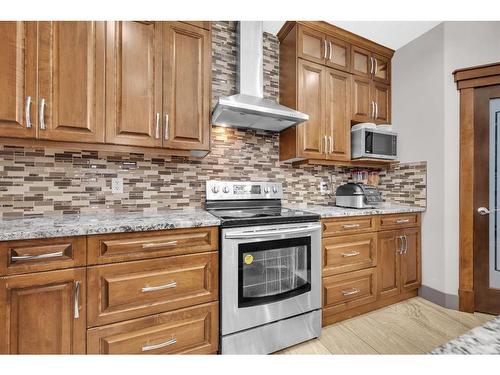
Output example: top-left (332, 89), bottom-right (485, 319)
top-left (0, 21), bottom-right (427, 218)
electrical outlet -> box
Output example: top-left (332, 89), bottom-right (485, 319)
top-left (111, 178), bottom-right (123, 194)
top-left (319, 181), bottom-right (329, 195)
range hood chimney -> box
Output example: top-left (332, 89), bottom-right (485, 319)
top-left (211, 21), bottom-right (309, 131)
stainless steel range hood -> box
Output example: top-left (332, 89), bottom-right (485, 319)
top-left (212, 21), bottom-right (308, 132)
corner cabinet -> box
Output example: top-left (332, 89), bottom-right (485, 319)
top-left (278, 21), bottom-right (393, 164)
top-left (0, 21), bottom-right (211, 156)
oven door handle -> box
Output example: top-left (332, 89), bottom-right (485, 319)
top-left (225, 224), bottom-right (320, 239)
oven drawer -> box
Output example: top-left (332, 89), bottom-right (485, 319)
top-left (323, 233), bottom-right (377, 277)
top-left (87, 252), bottom-right (218, 327)
top-left (0, 236), bottom-right (86, 276)
top-left (322, 216), bottom-right (377, 237)
top-left (322, 268), bottom-right (377, 314)
top-left (87, 302), bottom-right (218, 354)
top-left (87, 227), bottom-right (218, 265)
top-left (378, 213), bottom-right (420, 230)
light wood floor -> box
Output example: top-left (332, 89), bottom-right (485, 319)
top-left (279, 297), bottom-right (494, 354)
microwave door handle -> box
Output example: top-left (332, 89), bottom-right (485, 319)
top-left (225, 224), bottom-right (321, 239)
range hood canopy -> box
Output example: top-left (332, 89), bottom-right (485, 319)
top-left (211, 21), bottom-right (309, 132)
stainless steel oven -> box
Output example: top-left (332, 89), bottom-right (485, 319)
top-left (220, 222), bottom-right (321, 354)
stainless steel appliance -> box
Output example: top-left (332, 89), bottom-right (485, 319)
top-left (335, 182), bottom-right (383, 209)
top-left (351, 126), bottom-right (398, 160)
top-left (206, 180), bottom-right (321, 354)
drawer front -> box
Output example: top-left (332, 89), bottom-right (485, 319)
top-left (323, 233), bottom-right (377, 277)
top-left (378, 213), bottom-right (420, 230)
top-left (87, 252), bottom-right (218, 327)
top-left (322, 216), bottom-right (376, 237)
top-left (323, 268), bottom-right (377, 314)
top-left (87, 226), bottom-right (218, 264)
top-left (0, 236), bottom-right (86, 276)
top-left (87, 302), bottom-right (218, 354)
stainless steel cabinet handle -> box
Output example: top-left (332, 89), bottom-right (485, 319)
top-left (141, 281), bottom-right (177, 293)
top-left (323, 39), bottom-right (327, 59)
top-left (225, 224), bottom-right (320, 239)
top-left (324, 135), bottom-right (328, 154)
top-left (375, 102), bottom-right (379, 119)
top-left (371, 101), bottom-right (375, 119)
top-left (396, 219), bottom-right (410, 224)
top-left (164, 114), bottom-right (169, 140)
top-left (142, 337), bottom-right (177, 352)
top-left (342, 224), bottom-right (360, 229)
top-left (329, 136), bottom-right (333, 153)
top-left (329, 41), bottom-right (333, 61)
top-left (11, 251), bottom-right (64, 262)
top-left (370, 57), bottom-right (374, 74)
top-left (374, 58), bottom-right (378, 76)
top-left (397, 236), bottom-right (404, 254)
top-left (342, 288), bottom-right (360, 296)
top-left (341, 251), bottom-right (360, 258)
top-left (142, 240), bottom-right (178, 249)
top-left (39, 98), bottom-right (46, 130)
top-left (74, 281), bottom-right (81, 319)
top-left (403, 235), bottom-right (408, 254)
top-left (25, 96), bottom-right (32, 128)
top-left (155, 113), bottom-right (160, 139)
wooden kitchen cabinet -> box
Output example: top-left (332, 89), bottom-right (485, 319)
top-left (372, 82), bottom-right (391, 123)
top-left (162, 22), bottom-right (211, 151)
top-left (351, 45), bottom-right (372, 78)
top-left (325, 35), bottom-right (350, 72)
top-left (351, 78), bottom-right (391, 124)
top-left (400, 227), bottom-right (421, 292)
top-left (0, 22), bottom-right (37, 139)
top-left (297, 25), bottom-right (327, 65)
top-left (0, 268), bottom-right (86, 354)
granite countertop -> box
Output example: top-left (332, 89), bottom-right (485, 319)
top-left (296, 203), bottom-right (425, 218)
top-left (0, 210), bottom-right (221, 241)
top-left (431, 316), bottom-right (500, 354)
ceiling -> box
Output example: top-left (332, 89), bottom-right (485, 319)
top-left (262, 21), bottom-right (441, 50)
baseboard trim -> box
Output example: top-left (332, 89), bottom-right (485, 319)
top-left (419, 285), bottom-right (459, 310)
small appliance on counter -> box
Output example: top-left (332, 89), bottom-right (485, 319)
top-left (335, 182), bottom-right (383, 209)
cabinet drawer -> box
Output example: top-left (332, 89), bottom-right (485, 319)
top-left (87, 302), bottom-right (218, 354)
top-left (323, 268), bottom-right (377, 315)
top-left (0, 236), bottom-right (86, 276)
top-left (323, 233), bottom-right (377, 277)
top-left (378, 213), bottom-right (420, 230)
top-left (87, 252), bottom-right (218, 327)
top-left (322, 216), bottom-right (377, 237)
top-left (87, 227), bottom-right (218, 264)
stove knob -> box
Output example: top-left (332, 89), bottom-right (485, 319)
top-left (223, 186), bottom-right (230, 193)
top-left (211, 185), bottom-right (219, 194)
top-left (272, 186), bottom-right (278, 194)
top-left (264, 186), bottom-right (270, 194)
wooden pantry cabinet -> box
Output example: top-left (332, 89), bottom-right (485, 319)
top-left (0, 226), bottom-right (219, 354)
top-left (321, 213), bottom-right (421, 326)
top-left (278, 21), bottom-right (394, 164)
top-left (0, 21), bottom-right (211, 155)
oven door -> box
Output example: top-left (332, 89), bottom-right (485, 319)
top-left (221, 223), bottom-right (321, 336)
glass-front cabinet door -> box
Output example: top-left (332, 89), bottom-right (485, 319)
top-left (238, 237), bottom-right (311, 307)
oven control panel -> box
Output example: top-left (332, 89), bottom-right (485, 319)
top-left (206, 180), bottom-right (283, 200)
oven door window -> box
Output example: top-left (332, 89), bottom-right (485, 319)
top-left (238, 237), bottom-right (311, 308)
top-left (365, 131), bottom-right (396, 156)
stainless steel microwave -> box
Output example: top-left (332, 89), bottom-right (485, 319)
top-left (351, 127), bottom-right (398, 160)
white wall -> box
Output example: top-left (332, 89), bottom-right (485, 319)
top-left (393, 21), bottom-right (500, 307)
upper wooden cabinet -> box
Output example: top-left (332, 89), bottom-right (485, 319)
top-left (352, 78), bottom-right (391, 124)
top-left (0, 22), bottom-right (36, 139)
top-left (38, 21), bottom-right (106, 143)
top-left (351, 46), bottom-right (391, 84)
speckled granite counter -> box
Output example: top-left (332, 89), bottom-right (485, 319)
top-left (0, 210), bottom-right (221, 241)
top-left (296, 203), bottom-right (425, 218)
top-left (431, 316), bottom-right (500, 354)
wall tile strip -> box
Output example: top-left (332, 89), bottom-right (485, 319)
top-left (0, 21), bottom-right (426, 218)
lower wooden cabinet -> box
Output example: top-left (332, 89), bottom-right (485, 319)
top-left (87, 302), bottom-right (218, 354)
top-left (0, 268), bottom-right (86, 354)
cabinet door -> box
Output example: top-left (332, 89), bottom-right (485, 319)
top-left (0, 268), bottom-right (86, 354)
top-left (325, 36), bottom-right (350, 72)
top-left (351, 75), bottom-right (372, 123)
top-left (373, 53), bottom-right (391, 84)
top-left (163, 22), bottom-right (211, 151)
top-left (297, 25), bottom-right (326, 65)
top-left (372, 82), bottom-right (391, 124)
top-left (325, 67), bottom-right (350, 161)
top-left (400, 228), bottom-right (421, 293)
top-left (351, 45), bottom-right (371, 77)
top-left (377, 231), bottom-right (401, 299)
top-left (38, 21), bottom-right (105, 143)
top-left (297, 59), bottom-right (326, 159)
top-left (0, 22), bottom-right (37, 139)
top-left (106, 21), bottom-right (162, 147)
